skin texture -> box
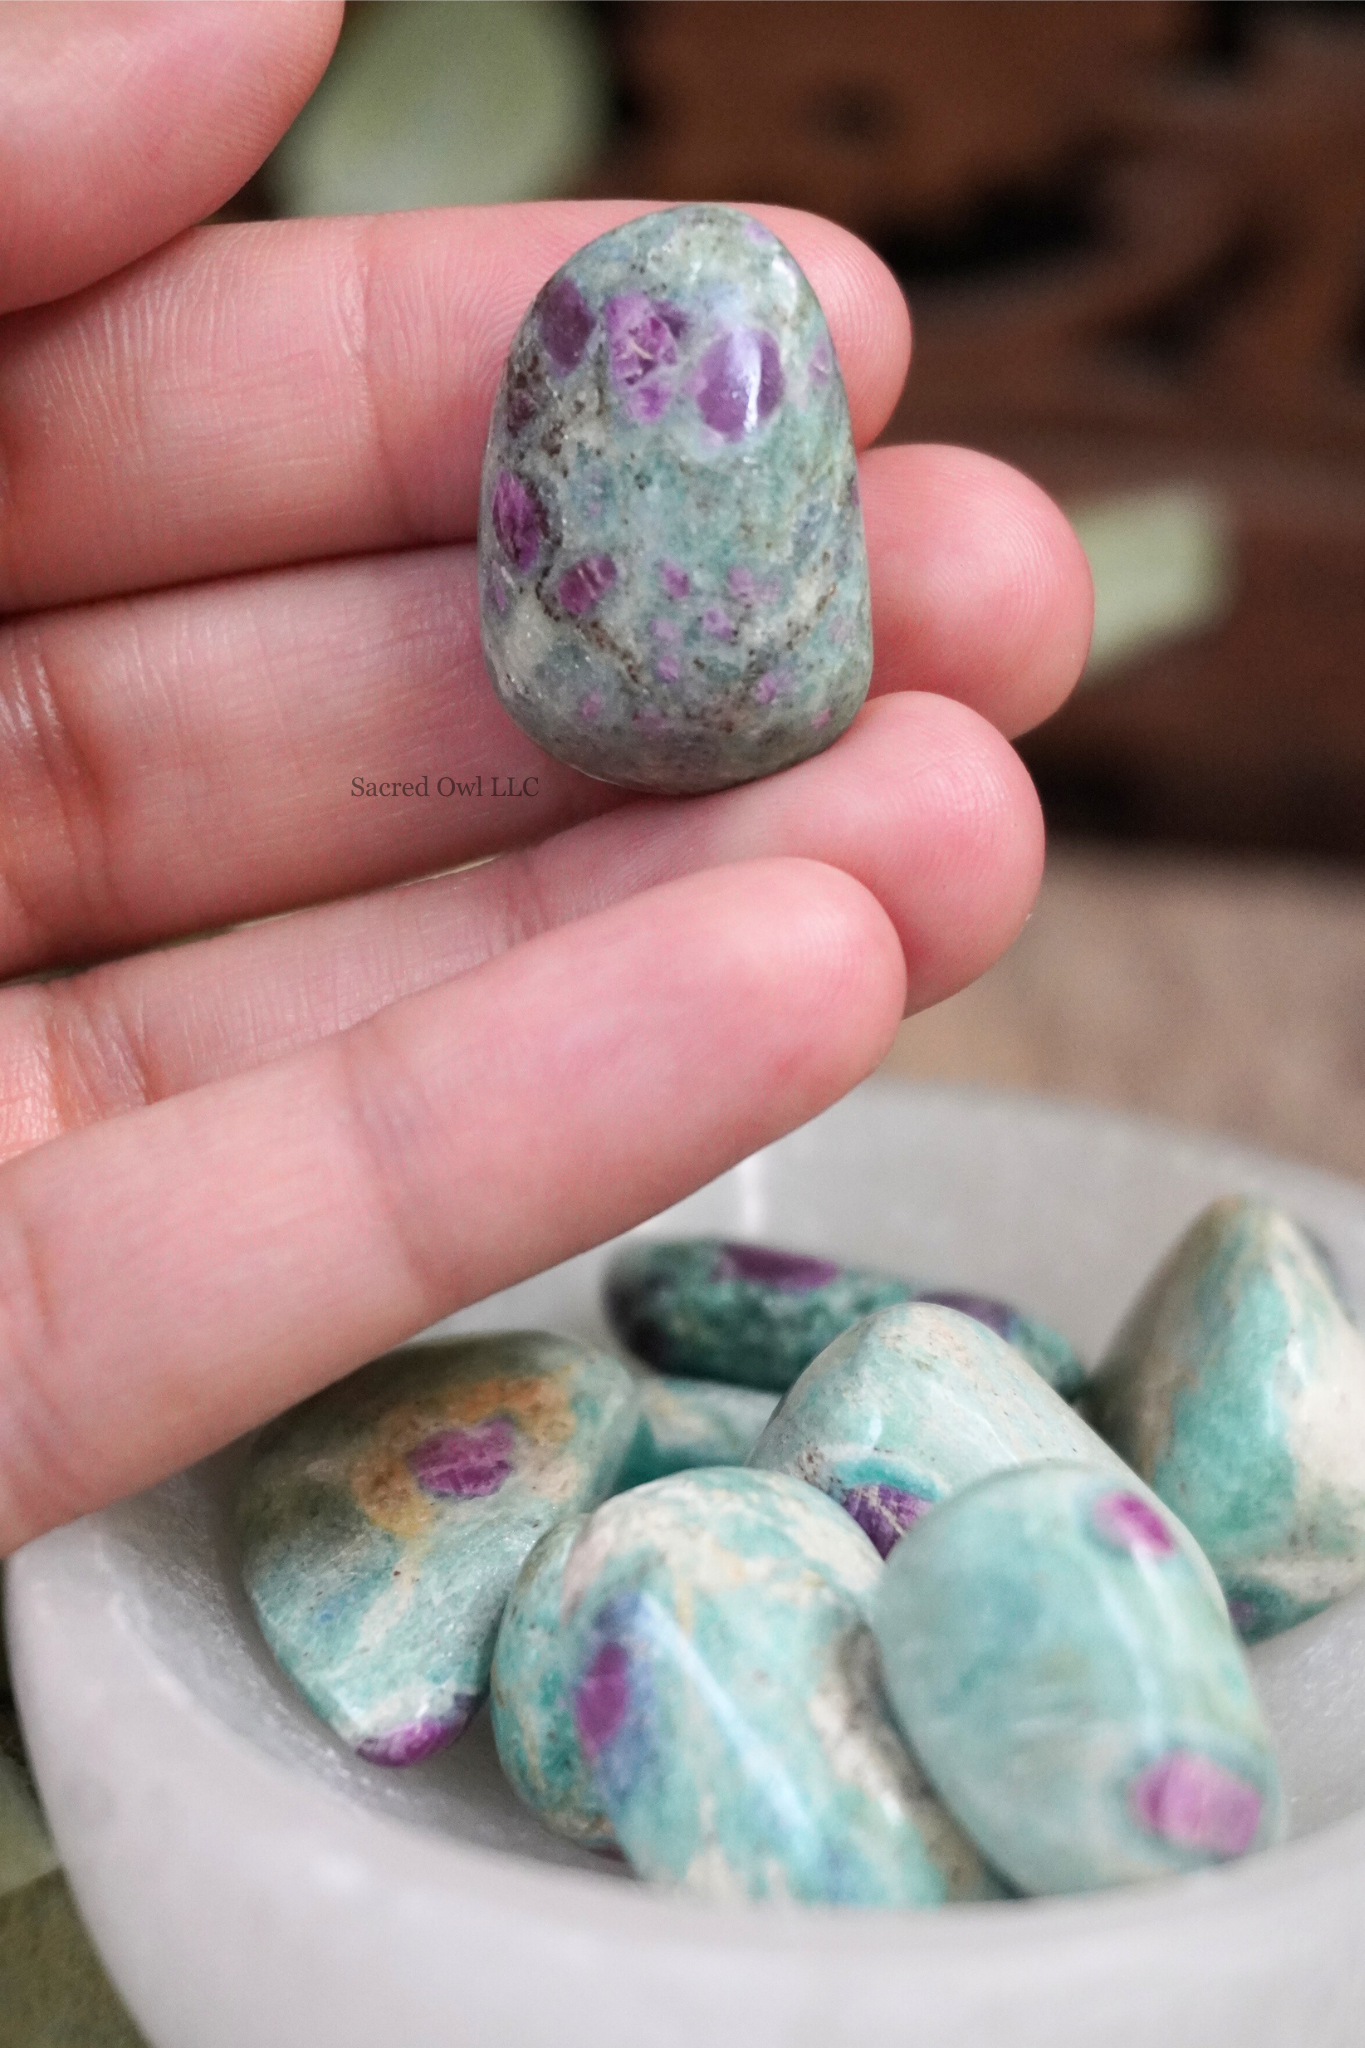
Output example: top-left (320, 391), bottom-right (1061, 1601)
top-left (0, 5), bottom-right (1091, 1554)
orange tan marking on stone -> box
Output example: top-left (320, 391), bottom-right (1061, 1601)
top-left (351, 1367), bottom-right (578, 1539)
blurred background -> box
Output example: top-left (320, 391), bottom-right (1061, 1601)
top-left (220, 0), bottom-right (1365, 1177)
top-left (6, 12), bottom-right (1365, 2037)
top-left (212, 0), bottom-right (1365, 1179)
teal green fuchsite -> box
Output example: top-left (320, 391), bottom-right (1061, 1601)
top-left (614, 1375), bottom-right (780, 1490)
top-left (558, 1468), bottom-right (1003, 1905)
top-left (748, 1303), bottom-right (1150, 1564)
top-left (237, 1333), bottom-right (639, 1764)
top-left (477, 205), bottom-right (872, 794)
top-left (604, 1236), bottom-right (1085, 1395)
top-left (1084, 1197), bottom-right (1365, 1642)
top-left (490, 1516), bottom-right (613, 1847)
top-left (873, 1462), bottom-right (1283, 1895)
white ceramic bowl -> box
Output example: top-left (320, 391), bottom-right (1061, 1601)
top-left (9, 1081), bottom-right (1365, 2048)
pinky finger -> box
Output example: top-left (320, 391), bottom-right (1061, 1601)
top-left (0, 858), bottom-right (905, 1553)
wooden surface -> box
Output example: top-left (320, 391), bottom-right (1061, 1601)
top-left (885, 845), bottom-right (1365, 1186)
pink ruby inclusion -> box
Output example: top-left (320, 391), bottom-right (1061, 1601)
top-left (574, 1641), bottom-right (631, 1758)
top-left (1090, 1490), bottom-right (1175, 1555)
top-left (713, 1242), bottom-right (841, 1291)
top-left (538, 276), bottom-right (595, 372)
top-left (696, 328), bottom-right (784, 439)
top-left (558, 555), bottom-right (617, 616)
top-left (491, 471), bottom-right (546, 573)
top-left (1129, 1750), bottom-right (1262, 1857)
top-left (406, 1416), bottom-right (516, 1500)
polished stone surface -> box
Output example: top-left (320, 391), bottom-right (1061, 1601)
top-left (613, 1375), bottom-right (780, 1490)
top-left (914, 1289), bottom-right (1087, 1399)
top-left (604, 1237), bottom-right (914, 1391)
top-left (1085, 1197), bottom-right (1365, 1642)
top-left (490, 1516), bottom-right (613, 1847)
top-left (748, 1303), bottom-right (1138, 1559)
top-left (605, 1236), bottom-right (1084, 1396)
top-left (874, 1462), bottom-right (1283, 1895)
top-left (478, 205), bottom-right (872, 793)
top-left (559, 1468), bottom-right (1002, 1905)
top-left (238, 1334), bottom-right (639, 1763)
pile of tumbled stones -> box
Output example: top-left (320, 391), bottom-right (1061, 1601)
top-left (238, 1195), bottom-right (1365, 1904)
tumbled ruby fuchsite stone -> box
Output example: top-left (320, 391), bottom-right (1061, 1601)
top-left (477, 206), bottom-right (873, 795)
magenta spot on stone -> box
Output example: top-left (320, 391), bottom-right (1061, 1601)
top-left (634, 706), bottom-right (668, 732)
top-left (356, 1697), bottom-right (478, 1767)
top-left (713, 1242), bottom-right (842, 1292)
top-left (702, 606), bottom-right (734, 640)
top-left (407, 1416), bottom-right (516, 1500)
top-left (483, 561), bottom-right (511, 617)
top-left (728, 566), bottom-right (758, 605)
top-left (606, 293), bottom-right (681, 391)
top-left (842, 1483), bottom-right (934, 1558)
top-left (580, 691), bottom-right (604, 722)
top-left (651, 616), bottom-right (682, 646)
top-left (538, 276), bottom-right (595, 372)
top-left (1129, 1750), bottom-right (1262, 1857)
top-left (656, 656), bottom-right (681, 684)
top-left (696, 328), bottom-right (784, 439)
top-left (919, 1290), bottom-right (1015, 1340)
top-left (558, 554), bottom-right (617, 616)
top-left (754, 669), bottom-right (791, 705)
top-left (809, 339), bottom-right (833, 385)
top-left (574, 1641), bottom-right (631, 1759)
top-left (659, 561), bottom-right (691, 600)
top-left (491, 471), bottom-right (546, 572)
top-left (745, 217), bottom-right (778, 245)
top-left (626, 379), bottom-right (673, 424)
top-left (810, 707), bottom-right (832, 729)
top-left (1091, 1490), bottom-right (1176, 1556)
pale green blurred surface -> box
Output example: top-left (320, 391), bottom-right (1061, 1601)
top-left (269, 1), bottom-right (610, 217)
top-left (1070, 485), bottom-right (1234, 685)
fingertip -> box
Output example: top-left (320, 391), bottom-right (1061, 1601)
top-left (0, 1), bottom-right (344, 315)
top-left (675, 855), bottom-right (909, 1084)
top-left (758, 854), bottom-right (911, 1061)
top-left (825, 691), bottom-right (1044, 1014)
top-left (863, 442), bottom-right (1095, 738)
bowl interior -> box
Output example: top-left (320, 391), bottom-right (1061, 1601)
top-left (69, 1081), bottom-right (1365, 1862)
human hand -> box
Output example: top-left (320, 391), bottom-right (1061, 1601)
top-left (0, 4), bottom-right (1091, 1552)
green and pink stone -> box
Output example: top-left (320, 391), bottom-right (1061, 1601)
top-left (1084, 1197), bottom-right (1365, 1642)
top-left (236, 1334), bottom-right (639, 1765)
top-left (477, 206), bottom-right (873, 793)
top-left (551, 1469), bottom-right (1003, 1903)
top-left (873, 1463), bottom-right (1283, 1893)
top-left (604, 1236), bottom-right (1087, 1397)
top-left (747, 1302), bottom-right (1162, 1563)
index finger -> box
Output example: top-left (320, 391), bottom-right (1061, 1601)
top-left (0, 2), bottom-right (341, 317)
top-left (0, 203), bottom-right (912, 613)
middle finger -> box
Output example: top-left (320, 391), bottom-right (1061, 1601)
top-left (0, 201), bottom-right (910, 613)
top-left (0, 443), bottom-right (1086, 977)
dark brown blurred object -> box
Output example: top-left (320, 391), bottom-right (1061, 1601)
top-left (589, 1), bottom-right (1365, 855)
